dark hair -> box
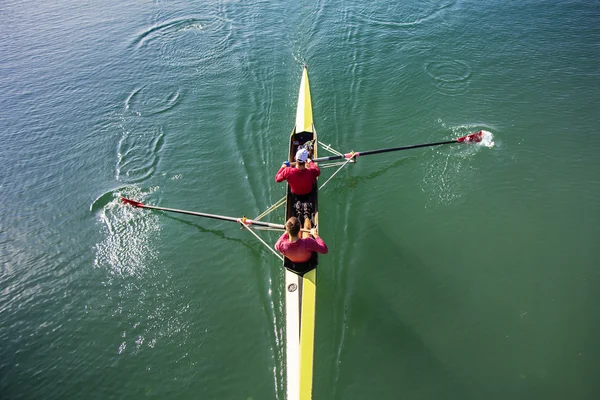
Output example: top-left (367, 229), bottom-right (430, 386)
top-left (286, 217), bottom-right (301, 236)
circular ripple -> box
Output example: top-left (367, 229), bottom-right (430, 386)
top-left (125, 86), bottom-right (182, 117)
top-left (132, 16), bottom-right (233, 67)
top-left (425, 59), bottom-right (472, 95)
top-left (354, 0), bottom-right (456, 27)
top-left (116, 127), bottom-right (165, 184)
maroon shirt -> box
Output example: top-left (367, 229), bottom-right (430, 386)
top-left (274, 233), bottom-right (328, 263)
top-left (275, 163), bottom-right (320, 195)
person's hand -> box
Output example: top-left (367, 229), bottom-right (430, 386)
top-left (310, 228), bottom-right (318, 237)
top-left (306, 158), bottom-right (312, 164)
top-left (283, 161), bottom-right (290, 167)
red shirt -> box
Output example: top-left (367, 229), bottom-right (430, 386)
top-left (274, 233), bottom-right (328, 263)
top-left (275, 163), bottom-right (320, 195)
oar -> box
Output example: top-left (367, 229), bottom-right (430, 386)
top-left (308, 131), bottom-right (483, 163)
top-left (121, 198), bottom-right (288, 230)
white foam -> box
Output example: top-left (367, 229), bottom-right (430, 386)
top-left (479, 130), bottom-right (495, 148)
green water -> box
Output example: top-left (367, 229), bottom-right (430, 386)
top-left (1, 0), bottom-right (599, 399)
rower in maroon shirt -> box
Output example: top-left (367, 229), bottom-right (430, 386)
top-left (275, 147), bottom-right (320, 196)
top-left (275, 217), bottom-right (328, 263)
top-left (275, 147), bottom-right (320, 227)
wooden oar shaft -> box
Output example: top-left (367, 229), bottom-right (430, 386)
top-left (122, 198), bottom-right (286, 230)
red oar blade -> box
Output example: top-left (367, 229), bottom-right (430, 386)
top-left (457, 131), bottom-right (483, 143)
top-left (121, 197), bottom-right (145, 208)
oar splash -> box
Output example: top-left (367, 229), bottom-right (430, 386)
top-left (476, 130), bottom-right (495, 148)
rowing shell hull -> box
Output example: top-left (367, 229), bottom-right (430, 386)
top-left (285, 65), bottom-right (318, 400)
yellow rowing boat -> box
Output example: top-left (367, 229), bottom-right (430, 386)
top-left (284, 65), bottom-right (318, 400)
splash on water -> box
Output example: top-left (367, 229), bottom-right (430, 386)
top-left (93, 186), bottom-right (161, 277)
top-left (479, 130), bottom-right (495, 148)
top-left (92, 186), bottom-right (192, 354)
top-left (438, 120), bottom-right (496, 150)
top-left (422, 125), bottom-right (495, 207)
top-left (90, 186), bottom-right (131, 212)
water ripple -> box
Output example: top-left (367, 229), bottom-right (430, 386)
top-left (116, 127), bottom-right (165, 184)
top-left (425, 58), bottom-right (472, 96)
top-left (131, 16), bottom-right (234, 67)
top-left (125, 86), bottom-right (182, 117)
top-left (353, 0), bottom-right (457, 27)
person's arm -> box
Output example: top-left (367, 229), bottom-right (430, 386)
top-left (307, 160), bottom-right (321, 177)
top-left (274, 232), bottom-right (289, 252)
top-left (307, 231), bottom-right (328, 254)
top-left (275, 164), bottom-right (290, 182)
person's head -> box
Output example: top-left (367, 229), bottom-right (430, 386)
top-left (285, 217), bottom-right (301, 237)
top-left (295, 148), bottom-right (309, 167)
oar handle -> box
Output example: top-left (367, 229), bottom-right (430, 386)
top-left (286, 160), bottom-right (319, 167)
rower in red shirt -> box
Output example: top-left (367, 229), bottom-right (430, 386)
top-left (275, 217), bottom-right (328, 263)
top-left (275, 148), bottom-right (320, 196)
top-left (275, 147), bottom-right (320, 225)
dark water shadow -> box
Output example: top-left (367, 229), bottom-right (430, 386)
top-left (328, 223), bottom-right (471, 399)
top-left (161, 214), bottom-right (265, 260)
top-left (323, 155), bottom-right (414, 195)
top-left (338, 290), bottom-right (470, 399)
top-left (165, 213), bottom-right (287, 399)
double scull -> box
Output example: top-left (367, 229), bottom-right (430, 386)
top-left (284, 65), bottom-right (318, 400)
top-left (120, 64), bottom-right (486, 400)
